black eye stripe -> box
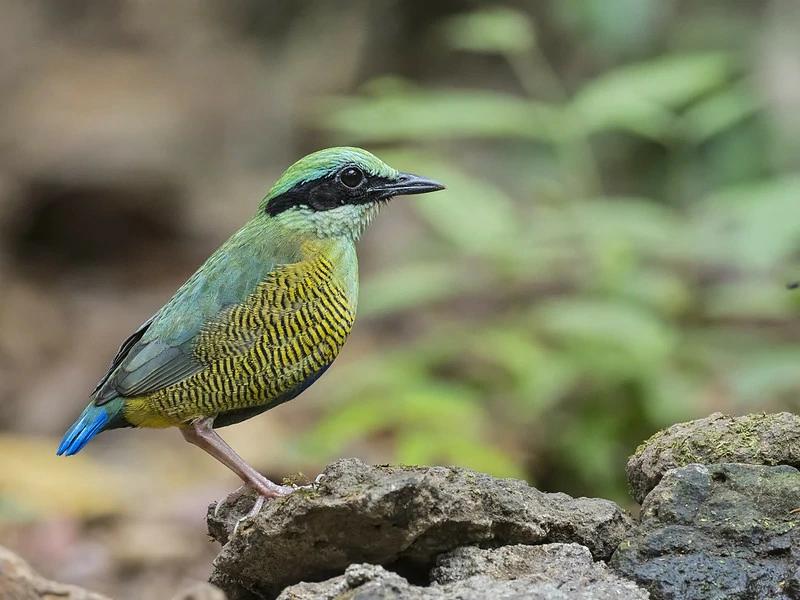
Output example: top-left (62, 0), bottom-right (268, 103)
top-left (265, 172), bottom-right (396, 217)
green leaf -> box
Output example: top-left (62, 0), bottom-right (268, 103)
top-left (321, 86), bottom-right (565, 143)
top-left (397, 431), bottom-right (526, 479)
top-left (410, 168), bottom-right (521, 259)
top-left (616, 268), bottom-right (691, 317)
top-left (705, 280), bottom-right (795, 319)
top-left (532, 298), bottom-right (676, 375)
top-left (690, 175), bottom-right (800, 269)
top-left (301, 382), bottom-right (484, 457)
top-left (682, 84), bottom-right (760, 142)
top-left (471, 327), bottom-right (574, 413)
top-left (439, 7), bottom-right (535, 55)
top-left (571, 52), bottom-right (733, 138)
top-left (298, 397), bottom-right (397, 458)
top-left (321, 352), bottom-right (428, 404)
top-left (553, 0), bottom-right (662, 56)
top-left (642, 369), bottom-right (705, 426)
top-left (396, 383), bottom-right (484, 428)
top-left (360, 262), bottom-right (471, 318)
top-left (374, 152), bottom-right (522, 260)
top-left (579, 196), bottom-right (682, 254)
top-left (730, 346), bottom-right (800, 406)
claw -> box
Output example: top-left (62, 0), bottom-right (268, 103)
top-left (291, 472), bottom-right (326, 490)
top-left (220, 481), bottom-right (293, 536)
top-left (213, 484), bottom-right (249, 518)
top-left (232, 494), bottom-right (266, 536)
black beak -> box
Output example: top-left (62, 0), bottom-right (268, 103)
top-left (371, 172), bottom-right (445, 199)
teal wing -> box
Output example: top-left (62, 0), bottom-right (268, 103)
top-left (93, 241), bottom-right (280, 405)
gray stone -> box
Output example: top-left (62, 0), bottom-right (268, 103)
top-left (431, 544), bottom-right (648, 599)
top-left (627, 412), bottom-right (800, 503)
top-left (279, 545), bottom-right (649, 600)
top-left (612, 463), bottom-right (800, 600)
top-left (277, 564), bottom-right (423, 600)
top-left (207, 459), bottom-right (633, 599)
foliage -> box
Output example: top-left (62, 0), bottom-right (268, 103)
top-left (298, 3), bottom-right (800, 504)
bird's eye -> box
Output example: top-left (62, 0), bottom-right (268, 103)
top-left (339, 167), bottom-right (364, 188)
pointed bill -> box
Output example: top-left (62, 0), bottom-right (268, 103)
top-left (369, 172), bottom-right (445, 199)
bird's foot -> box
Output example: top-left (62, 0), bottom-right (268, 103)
top-left (230, 475), bottom-right (326, 534)
top-left (250, 471), bottom-right (294, 498)
top-left (212, 478), bottom-right (293, 518)
top-left (230, 474), bottom-right (327, 533)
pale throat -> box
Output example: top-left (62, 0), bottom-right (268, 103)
top-left (285, 203), bottom-right (383, 241)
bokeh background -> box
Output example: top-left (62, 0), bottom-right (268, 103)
top-left (1, 0), bottom-right (800, 597)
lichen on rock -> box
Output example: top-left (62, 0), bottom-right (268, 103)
top-left (627, 412), bottom-right (800, 503)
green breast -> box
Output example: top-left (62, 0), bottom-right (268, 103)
top-left (139, 253), bottom-right (355, 424)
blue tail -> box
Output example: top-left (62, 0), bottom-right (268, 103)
top-left (57, 404), bottom-right (111, 456)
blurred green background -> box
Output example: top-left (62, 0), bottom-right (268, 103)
top-left (1, 0), bottom-right (800, 597)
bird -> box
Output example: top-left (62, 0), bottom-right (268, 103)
top-left (57, 146), bottom-right (444, 507)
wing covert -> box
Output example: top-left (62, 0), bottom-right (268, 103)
top-left (91, 230), bottom-right (284, 404)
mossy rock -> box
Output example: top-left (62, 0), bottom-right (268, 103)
top-left (627, 412), bottom-right (800, 504)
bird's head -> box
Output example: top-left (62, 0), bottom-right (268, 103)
top-left (259, 147), bottom-right (444, 240)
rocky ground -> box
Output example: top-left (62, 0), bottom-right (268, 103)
top-left (3, 412), bottom-right (800, 600)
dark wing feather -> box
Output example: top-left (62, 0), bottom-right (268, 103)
top-left (113, 342), bottom-right (202, 398)
top-left (92, 316), bottom-right (154, 402)
top-left (93, 323), bottom-right (205, 405)
top-left (91, 233), bottom-right (283, 406)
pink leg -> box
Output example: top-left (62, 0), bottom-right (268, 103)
top-left (181, 417), bottom-right (293, 499)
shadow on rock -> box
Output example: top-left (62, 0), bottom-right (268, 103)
top-left (280, 544), bottom-right (647, 600)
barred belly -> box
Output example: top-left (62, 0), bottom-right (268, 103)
top-left (124, 256), bottom-right (354, 427)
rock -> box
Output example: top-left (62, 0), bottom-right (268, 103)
top-left (277, 564), bottom-right (416, 600)
top-left (0, 545), bottom-right (110, 600)
top-left (611, 463), bottom-right (800, 600)
top-left (279, 545), bottom-right (649, 600)
top-left (431, 544), bottom-right (648, 599)
top-left (207, 458), bottom-right (633, 599)
top-left (627, 412), bottom-right (800, 503)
